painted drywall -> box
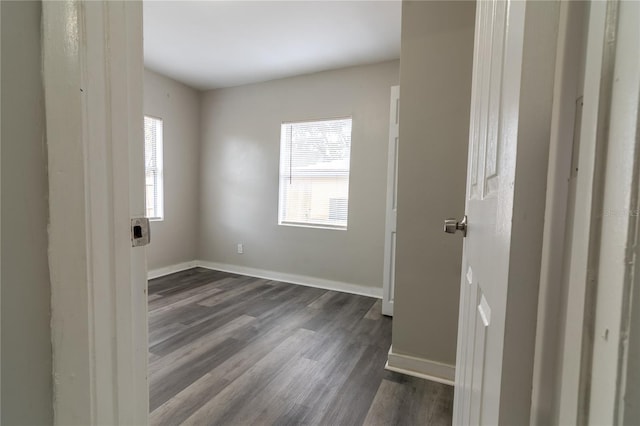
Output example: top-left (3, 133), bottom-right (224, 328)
top-left (392, 1), bottom-right (474, 366)
top-left (144, 69), bottom-right (201, 270)
top-left (1, 1), bottom-right (53, 424)
top-left (626, 261), bottom-right (640, 424)
top-left (199, 60), bottom-right (399, 289)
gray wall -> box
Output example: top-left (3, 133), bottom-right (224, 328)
top-left (625, 243), bottom-right (640, 424)
top-left (392, 1), bottom-right (474, 366)
top-left (199, 61), bottom-right (399, 289)
top-left (144, 69), bottom-right (201, 271)
top-left (1, 1), bottom-right (53, 424)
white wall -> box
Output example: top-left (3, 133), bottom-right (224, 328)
top-left (1, 1), bottom-right (53, 423)
top-left (391, 1), bottom-right (475, 367)
top-left (198, 60), bottom-right (399, 290)
top-left (144, 69), bottom-right (201, 271)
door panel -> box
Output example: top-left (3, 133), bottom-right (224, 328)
top-left (382, 85), bottom-right (400, 316)
top-left (470, 292), bottom-right (490, 423)
top-left (454, 1), bottom-right (510, 421)
top-left (453, 1), bottom-right (560, 424)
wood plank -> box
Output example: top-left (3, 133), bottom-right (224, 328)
top-left (180, 329), bottom-right (317, 425)
top-left (149, 282), bottom-right (224, 316)
top-left (363, 379), bottom-right (406, 426)
top-left (147, 268), bottom-right (454, 425)
top-left (150, 306), bottom-right (322, 425)
top-left (364, 299), bottom-right (383, 320)
top-left (149, 315), bottom-right (256, 410)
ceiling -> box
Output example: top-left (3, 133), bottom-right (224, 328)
top-left (143, 1), bottom-right (402, 90)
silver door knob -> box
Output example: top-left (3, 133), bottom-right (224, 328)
top-left (444, 215), bottom-right (467, 237)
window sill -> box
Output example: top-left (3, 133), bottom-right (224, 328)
top-left (278, 221), bottom-right (347, 231)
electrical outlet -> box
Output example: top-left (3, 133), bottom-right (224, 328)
top-left (237, 243), bottom-right (244, 254)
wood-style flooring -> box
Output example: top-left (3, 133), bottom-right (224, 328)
top-left (148, 267), bottom-right (454, 425)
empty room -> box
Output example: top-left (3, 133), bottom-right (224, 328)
top-left (142, 1), bottom-right (458, 424)
top-left (4, 0), bottom-right (639, 425)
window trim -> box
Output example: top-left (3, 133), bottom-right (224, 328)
top-left (144, 114), bottom-right (164, 221)
top-left (277, 116), bottom-right (353, 230)
top-left (278, 221), bottom-right (349, 231)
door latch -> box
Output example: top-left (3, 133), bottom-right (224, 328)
top-left (131, 217), bottom-right (151, 247)
top-left (444, 215), bottom-right (467, 237)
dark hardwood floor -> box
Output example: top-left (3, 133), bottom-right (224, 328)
top-left (148, 267), bottom-right (454, 425)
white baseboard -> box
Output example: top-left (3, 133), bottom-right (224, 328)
top-left (386, 346), bottom-right (455, 386)
top-left (195, 260), bottom-right (383, 299)
top-left (147, 260), bottom-right (198, 280)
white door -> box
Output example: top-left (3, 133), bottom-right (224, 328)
top-left (382, 85), bottom-right (400, 316)
top-left (451, 1), bottom-right (560, 424)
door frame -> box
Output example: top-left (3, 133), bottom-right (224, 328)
top-left (530, 1), bottom-right (588, 423)
top-left (554, 1), bottom-right (615, 423)
top-left (42, 2), bottom-right (148, 424)
top-left (382, 85), bottom-right (400, 317)
top-left (39, 0), bottom-right (636, 424)
top-left (553, 0), bottom-right (640, 423)
top-left (580, 0), bottom-right (640, 423)
top-left (0, 1), bottom-right (3, 417)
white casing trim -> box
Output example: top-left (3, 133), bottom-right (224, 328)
top-left (196, 260), bottom-right (382, 299)
top-left (148, 261), bottom-right (199, 280)
top-left (386, 345), bottom-right (455, 386)
top-left (44, 2), bottom-right (148, 424)
top-left (148, 260), bottom-right (382, 299)
top-left (382, 84), bottom-right (400, 317)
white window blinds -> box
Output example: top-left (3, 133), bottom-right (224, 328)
top-left (144, 116), bottom-right (164, 220)
top-left (278, 117), bottom-right (352, 229)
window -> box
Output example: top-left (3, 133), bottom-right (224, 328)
top-left (278, 117), bottom-right (352, 229)
top-left (144, 116), bottom-right (164, 220)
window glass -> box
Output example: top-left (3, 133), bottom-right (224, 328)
top-left (144, 116), bottom-right (164, 220)
top-left (278, 118), bottom-right (352, 229)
